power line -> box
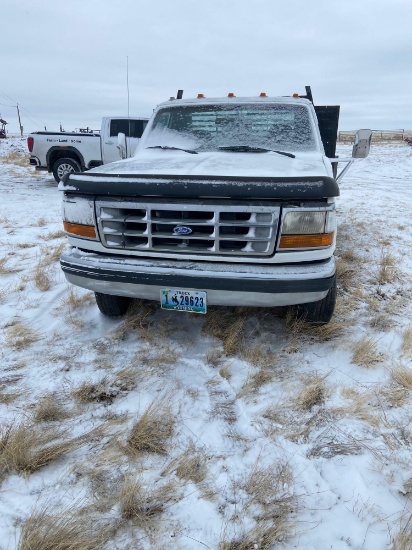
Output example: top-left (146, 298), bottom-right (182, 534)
top-left (0, 89), bottom-right (46, 128)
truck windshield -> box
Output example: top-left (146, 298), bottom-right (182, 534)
top-left (147, 103), bottom-right (316, 153)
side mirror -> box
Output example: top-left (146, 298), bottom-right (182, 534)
top-left (117, 132), bottom-right (127, 159)
top-left (352, 129), bottom-right (372, 158)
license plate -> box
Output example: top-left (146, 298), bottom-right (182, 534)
top-left (160, 289), bottom-right (207, 314)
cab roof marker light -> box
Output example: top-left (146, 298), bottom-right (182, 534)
top-left (228, 92), bottom-right (235, 97)
top-left (259, 92), bottom-right (267, 97)
top-left (197, 93), bottom-right (205, 99)
top-left (293, 93), bottom-right (299, 98)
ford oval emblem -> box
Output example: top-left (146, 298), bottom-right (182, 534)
top-left (173, 225), bottom-right (193, 236)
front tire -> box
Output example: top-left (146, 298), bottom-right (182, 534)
top-left (52, 158), bottom-right (81, 182)
top-left (298, 274), bottom-right (337, 325)
top-left (95, 292), bottom-right (132, 317)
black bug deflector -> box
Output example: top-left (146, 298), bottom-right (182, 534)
top-left (60, 172), bottom-right (339, 200)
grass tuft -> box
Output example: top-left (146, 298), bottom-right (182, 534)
top-left (0, 255), bottom-right (21, 275)
top-left (162, 444), bottom-right (207, 484)
top-left (33, 395), bottom-right (67, 422)
top-left (378, 250), bottom-right (397, 285)
top-left (0, 422), bottom-right (80, 477)
top-left (203, 307), bottom-right (246, 356)
top-left (127, 398), bottom-right (174, 456)
top-left (352, 336), bottom-right (383, 367)
top-left (2, 150), bottom-right (27, 167)
top-left (296, 374), bottom-right (329, 410)
top-left (72, 377), bottom-right (118, 404)
top-left (17, 506), bottom-right (110, 550)
top-left (391, 365), bottom-right (412, 395)
top-left (113, 300), bottom-right (158, 340)
top-left (6, 322), bottom-right (40, 350)
top-left (119, 476), bottom-right (177, 531)
top-left (401, 325), bottom-right (412, 356)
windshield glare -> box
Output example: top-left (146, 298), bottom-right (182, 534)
top-left (146, 103), bottom-right (316, 153)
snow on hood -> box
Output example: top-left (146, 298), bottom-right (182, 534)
top-left (90, 149), bottom-right (331, 179)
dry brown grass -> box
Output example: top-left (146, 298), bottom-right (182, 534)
top-left (0, 422), bottom-right (81, 477)
top-left (238, 367), bottom-right (274, 398)
top-left (391, 515), bottom-right (412, 550)
top-left (219, 363), bottom-right (231, 380)
top-left (378, 250), bottom-right (397, 285)
top-left (17, 506), bottom-right (111, 550)
top-left (127, 398), bottom-right (175, 456)
top-left (308, 320), bottom-right (350, 342)
top-left (334, 387), bottom-right (381, 427)
top-left (162, 445), bottom-right (207, 484)
top-left (72, 377), bottom-right (118, 405)
top-left (401, 325), bottom-right (412, 357)
top-left (113, 299), bottom-right (158, 340)
top-left (295, 373), bottom-right (329, 410)
top-left (62, 288), bottom-right (94, 309)
top-left (40, 243), bottom-right (66, 267)
top-left (33, 260), bottom-right (51, 291)
top-left (119, 476), bottom-right (177, 531)
top-left (241, 346), bottom-right (277, 368)
top-left (242, 460), bottom-right (294, 511)
top-left (0, 390), bottom-right (22, 404)
top-left (33, 395), bottom-right (67, 422)
top-left (309, 432), bottom-right (362, 458)
top-left (221, 514), bottom-right (296, 549)
top-left (206, 349), bottom-right (224, 367)
top-left (336, 257), bottom-right (358, 291)
top-left (338, 248), bottom-right (361, 263)
top-left (43, 230), bottom-right (66, 241)
top-left (391, 365), bottom-right (412, 390)
top-left (2, 150), bottom-right (27, 166)
top-left (0, 255), bottom-right (21, 275)
top-left (6, 322), bottom-right (40, 350)
top-left (219, 462), bottom-right (299, 550)
top-left (203, 307), bottom-right (246, 356)
top-left (352, 336), bottom-right (383, 367)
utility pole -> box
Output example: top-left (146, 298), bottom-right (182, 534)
top-left (16, 104), bottom-right (23, 136)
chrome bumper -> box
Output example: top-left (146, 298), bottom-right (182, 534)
top-left (61, 248), bottom-right (336, 307)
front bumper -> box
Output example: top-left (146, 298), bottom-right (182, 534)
top-left (60, 247), bottom-right (336, 307)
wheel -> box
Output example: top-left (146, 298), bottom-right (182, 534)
top-left (298, 274), bottom-right (337, 325)
top-left (52, 158), bottom-right (81, 182)
top-left (95, 292), bottom-right (132, 317)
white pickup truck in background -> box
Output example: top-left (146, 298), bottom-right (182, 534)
top-left (27, 116), bottom-right (149, 182)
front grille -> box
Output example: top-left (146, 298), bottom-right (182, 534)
top-left (96, 199), bottom-right (280, 257)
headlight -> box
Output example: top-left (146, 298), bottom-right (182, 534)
top-left (279, 208), bottom-right (335, 249)
top-left (62, 195), bottom-right (97, 240)
top-left (281, 211), bottom-right (327, 234)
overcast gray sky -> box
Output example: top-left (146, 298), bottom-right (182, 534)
top-left (1, 0), bottom-right (411, 134)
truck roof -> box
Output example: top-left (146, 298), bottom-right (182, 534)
top-left (158, 96), bottom-right (312, 109)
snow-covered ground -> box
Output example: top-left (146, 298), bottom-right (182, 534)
top-left (1, 137), bottom-right (412, 549)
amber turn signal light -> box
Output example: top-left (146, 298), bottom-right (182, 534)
top-left (279, 233), bottom-right (334, 249)
top-left (63, 221), bottom-right (96, 239)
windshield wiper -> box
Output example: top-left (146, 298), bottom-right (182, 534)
top-left (146, 145), bottom-right (198, 155)
top-left (218, 145), bottom-right (295, 158)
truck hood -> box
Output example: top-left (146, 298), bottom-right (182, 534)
top-left (90, 149), bottom-right (331, 179)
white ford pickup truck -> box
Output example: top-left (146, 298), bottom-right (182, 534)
top-left (27, 116), bottom-right (148, 182)
top-left (59, 87), bottom-right (371, 324)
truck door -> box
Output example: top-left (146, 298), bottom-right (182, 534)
top-left (102, 119), bottom-right (148, 165)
